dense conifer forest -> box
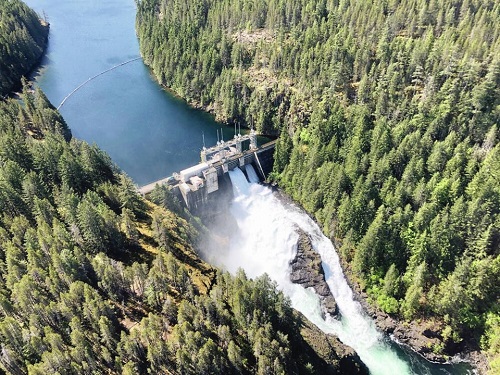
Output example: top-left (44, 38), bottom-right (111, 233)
top-left (0, 2), bottom-right (368, 373)
top-left (0, 0), bottom-right (49, 96)
top-left (0, 88), bottom-right (364, 374)
top-left (136, 0), bottom-right (500, 370)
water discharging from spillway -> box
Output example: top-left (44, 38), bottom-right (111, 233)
top-left (202, 166), bottom-right (470, 375)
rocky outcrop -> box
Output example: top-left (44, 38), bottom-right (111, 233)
top-left (297, 311), bottom-right (369, 374)
top-left (290, 228), bottom-right (338, 318)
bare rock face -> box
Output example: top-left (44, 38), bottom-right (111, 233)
top-left (297, 311), bottom-right (369, 375)
top-left (289, 228), bottom-right (339, 318)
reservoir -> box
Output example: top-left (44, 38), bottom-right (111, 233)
top-left (25, 0), bottom-right (474, 373)
top-left (26, 0), bottom-right (236, 186)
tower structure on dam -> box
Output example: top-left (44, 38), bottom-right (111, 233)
top-left (200, 129), bottom-right (257, 164)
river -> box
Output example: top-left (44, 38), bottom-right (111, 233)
top-left (25, 0), bottom-right (474, 373)
top-left (218, 166), bottom-right (473, 375)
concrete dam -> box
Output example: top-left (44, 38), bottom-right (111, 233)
top-left (139, 130), bottom-right (276, 216)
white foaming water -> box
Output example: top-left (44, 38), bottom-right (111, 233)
top-left (244, 163), bottom-right (261, 183)
top-left (218, 167), bottom-right (412, 375)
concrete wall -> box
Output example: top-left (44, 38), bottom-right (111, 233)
top-left (254, 146), bottom-right (275, 180)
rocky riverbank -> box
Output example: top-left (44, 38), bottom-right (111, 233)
top-left (272, 186), bottom-right (486, 373)
top-left (335, 239), bottom-right (489, 373)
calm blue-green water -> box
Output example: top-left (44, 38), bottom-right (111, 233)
top-left (27, 0), bottom-right (236, 186)
top-left (25, 0), bottom-right (475, 373)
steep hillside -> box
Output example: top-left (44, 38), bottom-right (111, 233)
top-left (0, 0), bottom-right (49, 96)
top-left (0, 83), bottom-right (369, 374)
top-left (136, 0), bottom-right (500, 370)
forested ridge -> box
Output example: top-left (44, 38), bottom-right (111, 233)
top-left (0, 2), bottom-right (368, 373)
top-left (0, 0), bottom-right (49, 97)
top-left (0, 86), bottom-right (366, 374)
top-left (136, 0), bottom-right (500, 370)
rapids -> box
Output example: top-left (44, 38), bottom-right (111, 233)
top-left (203, 166), bottom-right (472, 375)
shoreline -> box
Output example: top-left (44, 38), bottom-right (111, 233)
top-left (141, 57), bottom-right (281, 137)
top-left (6, 21), bottom-right (50, 98)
